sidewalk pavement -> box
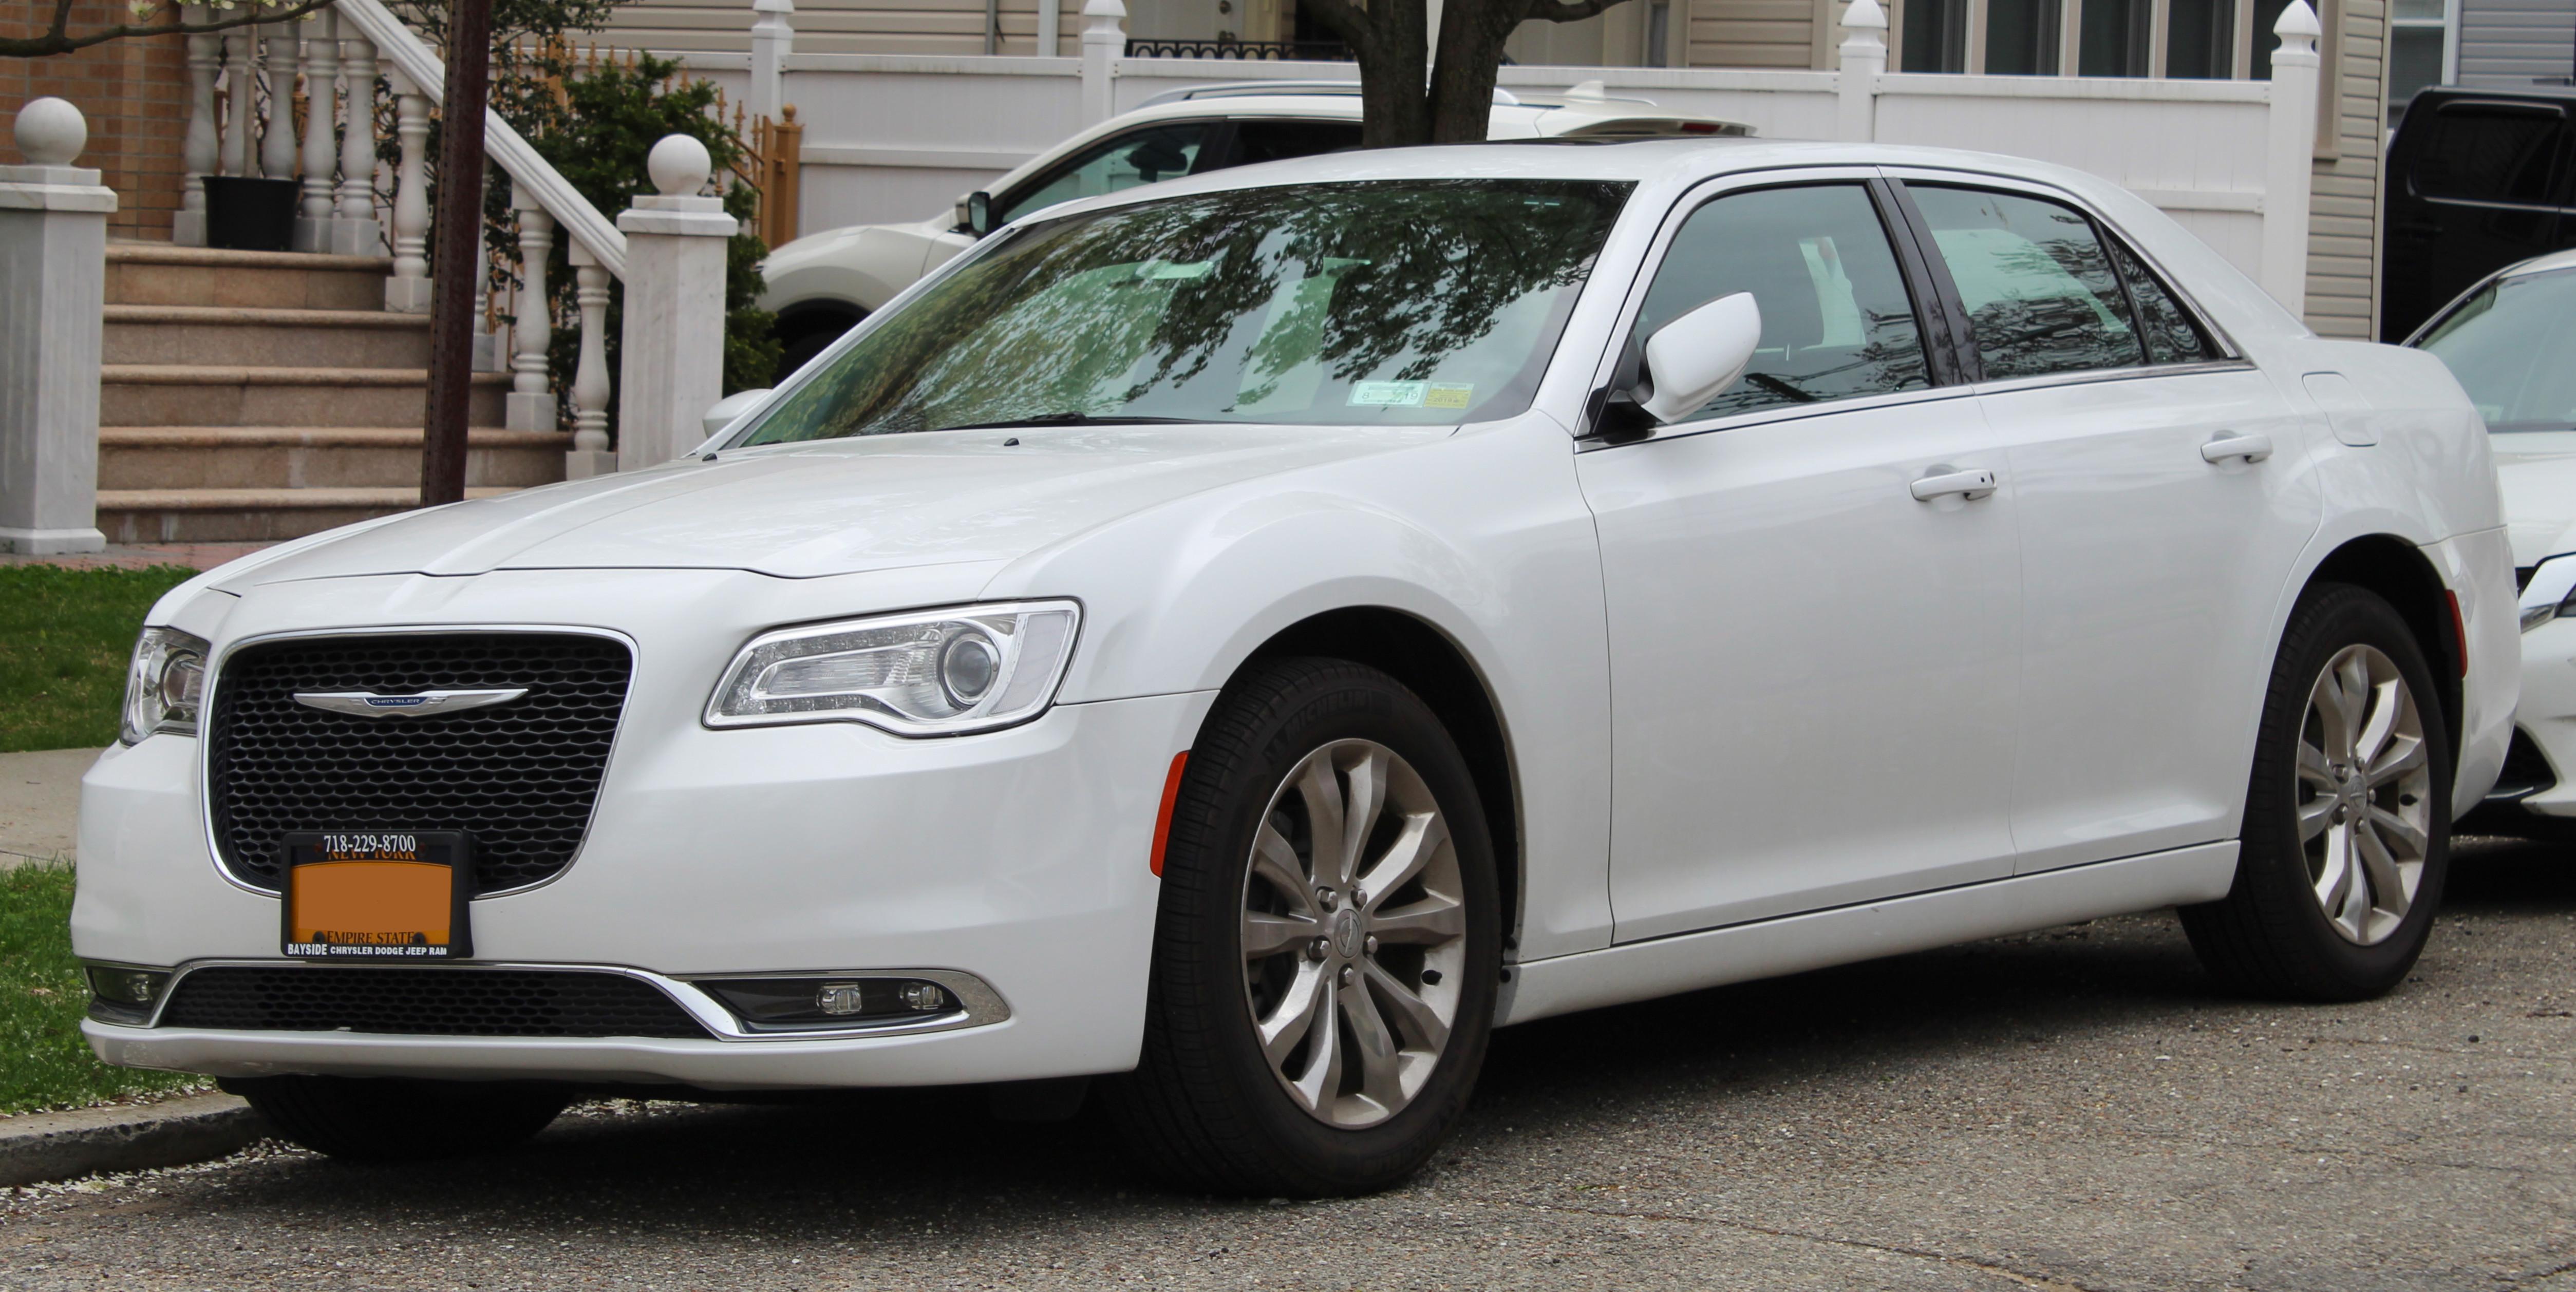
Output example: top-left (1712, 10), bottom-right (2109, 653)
top-left (0, 748), bottom-right (97, 868)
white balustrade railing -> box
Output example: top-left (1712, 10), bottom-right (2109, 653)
top-left (168, 0), bottom-right (694, 480)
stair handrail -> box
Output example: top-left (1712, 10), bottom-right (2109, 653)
top-left (330, 0), bottom-right (628, 278)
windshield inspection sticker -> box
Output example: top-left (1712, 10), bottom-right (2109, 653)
top-left (1424, 383), bottom-right (1475, 409)
top-left (1350, 382), bottom-right (1428, 407)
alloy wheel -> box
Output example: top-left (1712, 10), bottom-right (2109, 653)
top-left (1239, 739), bottom-right (1466, 1129)
top-left (2296, 643), bottom-right (2434, 945)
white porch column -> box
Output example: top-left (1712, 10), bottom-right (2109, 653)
top-left (293, 9), bottom-right (339, 251)
top-left (176, 6), bottom-right (219, 245)
top-left (1080, 0), bottom-right (1126, 126)
top-left (0, 101), bottom-right (112, 556)
top-left (385, 66), bottom-right (433, 312)
top-left (565, 239), bottom-right (617, 479)
top-left (220, 29), bottom-right (255, 177)
top-left (260, 22), bottom-right (299, 180)
top-left (2260, 0), bottom-right (2321, 319)
top-left (1836, 0), bottom-right (1886, 144)
top-left (333, 21), bottom-right (383, 255)
top-left (615, 136), bottom-right (736, 471)
top-left (507, 187), bottom-right (557, 433)
top-left (750, 0), bottom-right (795, 123)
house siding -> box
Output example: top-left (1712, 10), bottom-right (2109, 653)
top-left (599, 0), bottom-right (1057, 58)
top-left (2307, 0), bottom-right (2386, 337)
top-left (1686, 0), bottom-right (1825, 67)
top-left (2457, 0), bottom-right (2575, 85)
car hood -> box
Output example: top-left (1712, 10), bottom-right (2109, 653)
top-left (2492, 430), bottom-right (2576, 567)
top-left (216, 423), bottom-right (1441, 588)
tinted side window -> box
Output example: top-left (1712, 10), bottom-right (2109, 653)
top-left (2411, 106), bottom-right (2563, 205)
top-left (1228, 120), bottom-right (1364, 167)
top-left (1633, 183), bottom-right (1931, 419)
top-left (2105, 238), bottom-right (2215, 364)
top-left (1910, 186), bottom-right (2141, 380)
top-left (998, 124), bottom-right (1213, 225)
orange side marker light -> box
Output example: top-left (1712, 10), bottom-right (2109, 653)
top-left (1149, 751), bottom-right (1190, 877)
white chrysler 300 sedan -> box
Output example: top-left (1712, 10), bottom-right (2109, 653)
top-left (79, 140), bottom-right (2514, 1195)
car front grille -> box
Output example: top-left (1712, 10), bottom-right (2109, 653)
top-left (205, 632), bottom-right (632, 895)
top-left (159, 966), bottom-right (711, 1038)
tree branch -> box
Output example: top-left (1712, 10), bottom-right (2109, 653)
top-left (1292, 0), bottom-right (1381, 60)
top-left (1529, 0), bottom-right (1637, 23)
top-left (2, 0), bottom-right (341, 60)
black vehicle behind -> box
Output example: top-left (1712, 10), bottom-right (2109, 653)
top-left (2383, 84), bottom-right (2576, 341)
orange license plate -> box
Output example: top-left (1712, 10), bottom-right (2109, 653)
top-left (280, 832), bottom-right (472, 960)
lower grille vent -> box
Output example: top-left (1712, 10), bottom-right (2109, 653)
top-left (160, 967), bottom-right (711, 1038)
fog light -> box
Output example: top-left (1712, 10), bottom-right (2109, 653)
top-left (814, 981), bottom-right (868, 1015)
top-left (85, 965), bottom-right (170, 1024)
top-left (899, 981), bottom-right (949, 1012)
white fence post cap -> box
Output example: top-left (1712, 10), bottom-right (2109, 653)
top-left (1082, 0), bottom-right (1126, 21)
top-left (647, 134), bottom-right (712, 197)
top-left (1841, 0), bottom-right (1888, 32)
top-left (14, 98), bottom-right (86, 166)
top-left (2273, 0), bottom-right (2321, 40)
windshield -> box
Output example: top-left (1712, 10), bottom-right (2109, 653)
top-left (2417, 268), bottom-right (2576, 432)
top-left (737, 179), bottom-right (1633, 443)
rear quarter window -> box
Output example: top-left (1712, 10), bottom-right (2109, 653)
top-left (2410, 104), bottom-right (2565, 205)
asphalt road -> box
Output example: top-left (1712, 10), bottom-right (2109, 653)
top-left (6, 838), bottom-right (2573, 1291)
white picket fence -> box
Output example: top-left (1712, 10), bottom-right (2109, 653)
top-left (679, 0), bottom-right (2325, 316)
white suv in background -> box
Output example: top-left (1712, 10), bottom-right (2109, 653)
top-left (756, 81), bottom-right (1749, 371)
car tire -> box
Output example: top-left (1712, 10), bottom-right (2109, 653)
top-left (222, 1076), bottom-right (573, 1162)
top-left (1104, 657), bottom-right (1501, 1197)
top-left (2180, 582), bottom-right (2453, 1001)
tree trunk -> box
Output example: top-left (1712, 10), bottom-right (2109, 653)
top-left (1427, 0), bottom-right (1525, 143)
top-left (1353, 7), bottom-right (1434, 146)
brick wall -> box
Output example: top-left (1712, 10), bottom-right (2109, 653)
top-left (3, 1), bottom-right (192, 241)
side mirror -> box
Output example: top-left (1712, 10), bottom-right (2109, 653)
top-left (966, 191), bottom-right (993, 237)
top-left (703, 388), bottom-right (773, 441)
top-left (1639, 292), bottom-right (1762, 424)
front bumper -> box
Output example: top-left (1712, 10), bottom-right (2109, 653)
top-left (2488, 614), bottom-right (2576, 819)
top-left (74, 579), bottom-right (1213, 1087)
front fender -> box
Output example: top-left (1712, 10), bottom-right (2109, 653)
top-left (979, 415), bottom-right (1620, 959)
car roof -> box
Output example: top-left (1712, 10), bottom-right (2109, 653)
top-left (2497, 246), bottom-right (2576, 279)
top-left (1025, 137), bottom-right (2131, 210)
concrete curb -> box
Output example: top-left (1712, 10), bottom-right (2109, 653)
top-left (0, 1093), bottom-right (270, 1186)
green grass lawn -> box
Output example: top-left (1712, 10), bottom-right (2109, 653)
top-left (0, 564), bottom-right (198, 753)
top-left (0, 862), bottom-right (202, 1114)
top-left (1, 565), bottom-right (209, 1113)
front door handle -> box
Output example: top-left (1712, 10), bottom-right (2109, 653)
top-left (1910, 467), bottom-right (1999, 502)
top-left (2201, 432), bottom-right (2273, 464)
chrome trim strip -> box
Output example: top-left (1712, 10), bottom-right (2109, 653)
top-left (196, 623), bottom-right (643, 902)
top-left (291, 688), bottom-right (530, 718)
top-left (1968, 358), bottom-right (2261, 399)
top-left (131, 959), bottom-right (1011, 1042)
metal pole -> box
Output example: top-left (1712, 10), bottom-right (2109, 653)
top-left (421, 0), bottom-right (495, 507)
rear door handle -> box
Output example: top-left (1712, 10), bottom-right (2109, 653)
top-left (2201, 433), bottom-right (2273, 464)
top-left (1909, 468), bottom-right (1999, 501)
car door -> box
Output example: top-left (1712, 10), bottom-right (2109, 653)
top-left (1889, 176), bottom-right (2322, 875)
top-left (1576, 173), bottom-right (2024, 942)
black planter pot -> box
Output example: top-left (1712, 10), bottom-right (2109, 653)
top-left (203, 176), bottom-right (300, 253)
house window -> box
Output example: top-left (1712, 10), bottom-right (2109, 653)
top-left (1892, 0), bottom-right (2301, 77)
top-left (2386, 0), bottom-right (2454, 120)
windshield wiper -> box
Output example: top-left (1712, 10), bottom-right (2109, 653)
top-left (933, 412), bottom-right (1200, 432)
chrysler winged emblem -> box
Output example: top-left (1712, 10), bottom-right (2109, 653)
top-left (292, 689), bottom-right (529, 718)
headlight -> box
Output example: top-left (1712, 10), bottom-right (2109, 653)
top-left (705, 601), bottom-right (1080, 736)
top-left (120, 626), bottom-right (210, 744)
top-left (2522, 555), bottom-right (2576, 632)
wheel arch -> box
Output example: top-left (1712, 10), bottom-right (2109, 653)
top-left (2303, 534), bottom-right (2464, 763)
top-left (1230, 606), bottom-right (1527, 960)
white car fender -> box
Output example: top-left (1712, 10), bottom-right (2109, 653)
top-left (981, 413), bottom-right (1620, 959)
